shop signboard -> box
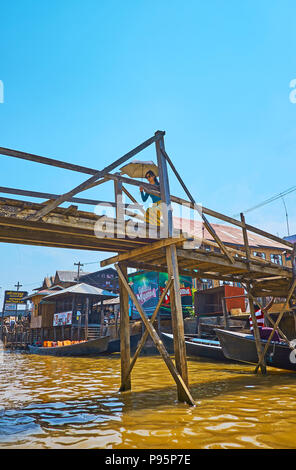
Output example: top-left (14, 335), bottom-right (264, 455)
top-left (128, 271), bottom-right (193, 319)
top-left (53, 311), bottom-right (72, 326)
top-left (128, 271), bottom-right (159, 320)
top-left (159, 272), bottom-right (193, 317)
top-left (4, 290), bottom-right (28, 305)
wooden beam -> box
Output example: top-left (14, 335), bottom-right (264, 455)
top-left (120, 260), bottom-right (198, 278)
top-left (0, 146), bottom-right (98, 174)
top-left (0, 186), bottom-right (136, 208)
top-left (176, 248), bottom-right (291, 279)
top-left (116, 264), bottom-right (195, 406)
top-left (27, 133), bottom-right (163, 221)
top-left (101, 235), bottom-right (188, 267)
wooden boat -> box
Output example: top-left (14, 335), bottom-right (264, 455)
top-left (106, 333), bottom-right (141, 354)
top-left (215, 328), bottom-right (296, 372)
top-left (27, 336), bottom-right (110, 357)
top-left (161, 332), bottom-right (230, 361)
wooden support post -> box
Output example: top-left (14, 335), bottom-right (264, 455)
top-left (85, 297), bottom-right (89, 340)
top-left (240, 213), bottom-right (266, 374)
top-left (118, 263), bottom-right (131, 392)
top-left (222, 297), bottom-right (229, 329)
top-left (114, 176), bottom-right (125, 238)
top-left (100, 300), bottom-right (104, 335)
top-left (166, 244), bottom-right (189, 389)
top-left (116, 264), bottom-right (195, 406)
top-left (155, 132), bottom-right (190, 397)
top-left (71, 295), bottom-right (76, 341)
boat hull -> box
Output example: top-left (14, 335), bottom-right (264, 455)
top-left (161, 332), bottom-right (229, 361)
top-left (215, 329), bottom-right (296, 371)
top-left (27, 336), bottom-right (110, 357)
top-left (106, 333), bottom-right (141, 353)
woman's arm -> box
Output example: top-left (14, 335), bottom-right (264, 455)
top-left (140, 190), bottom-right (149, 202)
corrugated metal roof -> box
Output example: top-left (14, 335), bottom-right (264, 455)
top-left (284, 234), bottom-right (296, 244)
top-left (173, 217), bottom-right (288, 249)
top-left (42, 283), bottom-right (118, 300)
top-left (23, 287), bottom-right (63, 300)
top-left (54, 271), bottom-right (90, 282)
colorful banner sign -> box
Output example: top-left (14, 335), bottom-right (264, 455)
top-left (128, 271), bottom-right (193, 319)
top-left (53, 312), bottom-right (72, 326)
top-left (4, 290), bottom-right (28, 304)
top-left (128, 271), bottom-right (159, 319)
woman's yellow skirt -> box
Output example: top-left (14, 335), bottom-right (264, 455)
top-left (145, 201), bottom-right (162, 227)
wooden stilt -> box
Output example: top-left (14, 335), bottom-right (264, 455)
top-left (155, 132), bottom-right (190, 397)
top-left (166, 244), bottom-right (189, 389)
top-left (240, 213), bottom-right (266, 374)
top-left (118, 263), bottom-right (131, 391)
top-left (116, 264), bottom-right (195, 406)
top-left (85, 297), bottom-right (89, 340)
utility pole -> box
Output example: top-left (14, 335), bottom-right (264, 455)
top-left (74, 262), bottom-right (84, 282)
top-left (15, 281), bottom-right (22, 291)
top-left (14, 281), bottom-right (22, 319)
top-left (281, 197), bottom-right (290, 236)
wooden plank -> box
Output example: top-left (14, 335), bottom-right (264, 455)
top-left (120, 260), bottom-right (197, 277)
top-left (116, 264), bottom-right (195, 406)
top-left (176, 248), bottom-right (292, 278)
top-left (0, 146), bottom-right (98, 174)
top-left (0, 186), bottom-right (136, 208)
top-left (27, 133), bottom-right (163, 221)
top-left (101, 235), bottom-right (188, 267)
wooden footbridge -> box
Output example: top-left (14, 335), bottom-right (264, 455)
top-left (1, 130), bottom-right (295, 406)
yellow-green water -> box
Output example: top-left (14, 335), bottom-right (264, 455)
top-left (0, 350), bottom-right (296, 449)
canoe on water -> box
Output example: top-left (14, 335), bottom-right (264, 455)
top-left (27, 336), bottom-right (110, 357)
top-left (215, 329), bottom-right (296, 372)
top-left (106, 333), bottom-right (141, 353)
top-left (161, 332), bottom-right (230, 362)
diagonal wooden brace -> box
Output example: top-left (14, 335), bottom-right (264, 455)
top-left (120, 277), bottom-right (173, 388)
top-left (254, 278), bottom-right (296, 374)
top-left (115, 264), bottom-right (195, 406)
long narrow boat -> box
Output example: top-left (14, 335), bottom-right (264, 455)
top-left (27, 336), bottom-right (110, 357)
top-left (106, 333), bottom-right (141, 354)
top-left (215, 329), bottom-right (296, 372)
top-left (161, 332), bottom-right (230, 361)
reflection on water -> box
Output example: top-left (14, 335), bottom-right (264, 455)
top-left (0, 350), bottom-right (296, 449)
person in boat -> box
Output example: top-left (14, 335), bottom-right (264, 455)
top-left (139, 170), bottom-right (162, 227)
top-left (249, 299), bottom-right (281, 342)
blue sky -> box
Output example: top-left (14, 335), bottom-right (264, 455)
top-left (0, 0), bottom-right (296, 301)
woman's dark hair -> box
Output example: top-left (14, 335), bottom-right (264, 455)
top-left (253, 304), bottom-right (260, 311)
top-left (145, 170), bottom-right (159, 184)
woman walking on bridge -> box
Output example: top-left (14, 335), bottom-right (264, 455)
top-left (140, 170), bottom-right (162, 227)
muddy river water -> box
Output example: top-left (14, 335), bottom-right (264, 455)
top-left (0, 350), bottom-right (296, 449)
